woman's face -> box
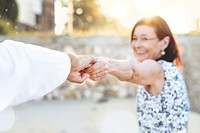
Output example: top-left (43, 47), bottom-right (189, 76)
top-left (131, 25), bottom-right (162, 62)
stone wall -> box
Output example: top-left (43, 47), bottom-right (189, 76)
top-left (0, 35), bottom-right (200, 113)
top-left (176, 35), bottom-right (200, 114)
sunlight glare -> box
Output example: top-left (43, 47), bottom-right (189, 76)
top-left (111, 3), bottom-right (126, 19)
top-left (162, 7), bottom-right (194, 34)
top-left (97, 0), bottom-right (199, 34)
top-left (98, 0), bottom-right (135, 28)
top-left (99, 1), bottom-right (126, 19)
top-left (133, 0), bottom-right (160, 15)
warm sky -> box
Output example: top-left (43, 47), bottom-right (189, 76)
top-left (97, 0), bottom-right (200, 34)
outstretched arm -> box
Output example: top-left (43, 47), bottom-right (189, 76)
top-left (86, 57), bottom-right (134, 82)
top-left (87, 57), bottom-right (163, 87)
top-left (106, 58), bottom-right (134, 81)
top-left (0, 40), bottom-right (95, 111)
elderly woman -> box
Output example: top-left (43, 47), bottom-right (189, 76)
top-left (88, 16), bottom-right (190, 133)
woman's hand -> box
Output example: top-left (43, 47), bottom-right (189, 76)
top-left (84, 58), bottom-right (109, 81)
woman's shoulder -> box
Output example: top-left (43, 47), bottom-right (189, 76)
top-left (136, 59), bottom-right (163, 82)
top-left (139, 59), bottom-right (163, 73)
top-left (137, 59), bottom-right (162, 73)
top-left (157, 60), bottom-right (176, 66)
top-left (157, 60), bottom-right (182, 80)
top-left (157, 60), bottom-right (177, 70)
top-left (157, 60), bottom-right (173, 65)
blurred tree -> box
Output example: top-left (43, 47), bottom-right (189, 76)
top-left (0, 19), bottom-right (15, 34)
top-left (0, 0), bottom-right (18, 23)
top-left (73, 0), bottom-right (107, 31)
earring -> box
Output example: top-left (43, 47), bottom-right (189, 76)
top-left (161, 50), bottom-right (165, 56)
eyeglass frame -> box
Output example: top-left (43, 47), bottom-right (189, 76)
top-left (131, 36), bottom-right (159, 43)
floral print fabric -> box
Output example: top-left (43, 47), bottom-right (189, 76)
top-left (136, 60), bottom-right (190, 133)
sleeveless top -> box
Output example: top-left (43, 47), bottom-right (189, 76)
top-left (136, 60), bottom-right (190, 133)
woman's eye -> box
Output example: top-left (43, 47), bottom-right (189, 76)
top-left (141, 37), bottom-right (148, 40)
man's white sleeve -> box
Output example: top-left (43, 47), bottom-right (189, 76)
top-left (0, 40), bottom-right (71, 111)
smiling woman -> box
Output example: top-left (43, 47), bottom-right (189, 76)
top-left (87, 16), bottom-right (190, 133)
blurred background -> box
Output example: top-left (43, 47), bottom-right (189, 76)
top-left (1, 0), bottom-right (200, 133)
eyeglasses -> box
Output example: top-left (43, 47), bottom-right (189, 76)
top-left (132, 36), bottom-right (158, 43)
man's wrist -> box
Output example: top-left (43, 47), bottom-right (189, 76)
top-left (67, 53), bottom-right (78, 71)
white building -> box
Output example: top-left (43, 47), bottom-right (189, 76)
top-left (15, 0), bottom-right (55, 31)
top-left (16, 0), bottom-right (43, 27)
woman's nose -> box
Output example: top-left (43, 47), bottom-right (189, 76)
top-left (131, 40), bottom-right (141, 48)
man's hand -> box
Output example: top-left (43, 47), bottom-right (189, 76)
top-left (67, 53), bottom-right (96, 83)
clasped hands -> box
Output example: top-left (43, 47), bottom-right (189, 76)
top-left (67, 54), bottom-right (109, 83)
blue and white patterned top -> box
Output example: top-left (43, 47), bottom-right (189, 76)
top-left (136, 60), bottom-right (190, 133)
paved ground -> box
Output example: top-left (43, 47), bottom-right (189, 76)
top-left (1, 98), bottom-right (200, 133)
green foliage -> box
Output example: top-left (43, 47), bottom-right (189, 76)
top-left (0, 0), bottom-right (18, 23)
top-left (73, 0), bottom-right (107, 31)
top-left (0, 19), bottom-right (15, 35)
